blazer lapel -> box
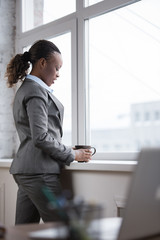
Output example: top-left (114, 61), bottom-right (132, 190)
top-left (48, 91), bottom-right (64, 123)
top-left (25, 78), bottom-right (64, 123)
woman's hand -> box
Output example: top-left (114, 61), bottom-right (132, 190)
top-left (73, 149), bottom-right (92, 162)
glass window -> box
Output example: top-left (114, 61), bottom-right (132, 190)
top-left (87, 0), bottom-right (160, 152)
top-left (135, 112), bottom-right (140, 122)
top-left (22, 0), bottom-right (76, 32)
top-left (144, 112), bottom-right (150, 121)
top-left (85, 0), bottom-right (104, 7)
top-left (49, 33), bottom-right (72, 146)
top-left (155, 111), bottom-right (160, 121)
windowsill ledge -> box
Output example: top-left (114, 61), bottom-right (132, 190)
top-left (67, 160), bottom-right (137, 172)
top-left (0, 159), bottom-right (137, 172)
top-left (0, 159), bottom-right (13, 168)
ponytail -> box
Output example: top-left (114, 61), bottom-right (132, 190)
top-left (6, 39), bottom-right (61, 88)
top-left (5, 52), bottom-right (30, 88)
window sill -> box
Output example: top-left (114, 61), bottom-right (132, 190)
top-left (0, 159), bottom-right (137, 172)
top-left (0, 159), bottom-right (12, 168)
top-left (66, 160), bottom-right (137, 172)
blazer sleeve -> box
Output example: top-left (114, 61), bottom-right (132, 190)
top-left (25, 88), bottom-right (75, 166)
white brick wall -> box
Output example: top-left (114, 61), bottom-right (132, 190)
top-left (0, 0), bottom-right (16, 158)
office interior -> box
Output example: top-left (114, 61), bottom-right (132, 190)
top-left (0, 0), bottom-right (159, 239)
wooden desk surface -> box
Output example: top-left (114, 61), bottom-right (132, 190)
top-left (2, 218), bottom-right (160, 240)
top-left (3, 222), bottom-right (63, 240)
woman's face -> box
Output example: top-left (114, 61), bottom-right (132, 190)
top-left (41, 52), bottom-right (63, 86)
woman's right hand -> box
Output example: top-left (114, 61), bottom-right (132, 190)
top-left (74, 149), bottom-right (92, 162)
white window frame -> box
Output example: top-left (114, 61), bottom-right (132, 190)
top-left (15, 0), bottom-right (141, 161)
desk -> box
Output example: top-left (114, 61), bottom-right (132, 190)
top-left (2, 218), bottom-right (160, 240)
top-left (2, 218), bottom-right (120, 240)
top-left (3, 222), bottom-right (63, 240)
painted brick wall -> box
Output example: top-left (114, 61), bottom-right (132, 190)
top-left (0, 0), bottom-right (16, 158)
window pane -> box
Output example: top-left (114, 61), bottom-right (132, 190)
top-left (85, 0), bottom-right (104, 7)
top-left (88, 0), bottom-right (160, 152)
top-left (49, 33), bottom-right (72, 146)
top-left (22, 0), bottom-right (75, 32)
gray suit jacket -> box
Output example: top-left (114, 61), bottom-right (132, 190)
top-left (10, 78), bottom-right (74, 174)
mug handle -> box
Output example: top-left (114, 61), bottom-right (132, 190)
top-left (91, 147), bottom-right (96, 156)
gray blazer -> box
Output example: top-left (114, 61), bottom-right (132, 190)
top-left (10, 78), bottom-right (75, 174)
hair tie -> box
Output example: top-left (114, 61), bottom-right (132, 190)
top-left (22, 51), bottom-right (30, 62)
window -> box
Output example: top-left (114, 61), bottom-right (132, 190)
top-left (84, 0), bottom-right (104, 7)
top-left (155, 111), bottom-right (160, 121)
top-left (49, 33), bottom-right (72, 146)
top-left (22, 0), bottom-right (76, 32)
top-left (144, 112), bottom-right (150, 122)
top-left (135, 113), bottom-right (140, 122)
top-left (87, 0), bottom-right (160, 153)
top-left (17, 0), bottom-right (160, 160)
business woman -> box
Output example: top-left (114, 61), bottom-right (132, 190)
top-left (5, 39), bottom-right (92, 224)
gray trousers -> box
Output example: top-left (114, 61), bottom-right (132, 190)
top-left (13, 174), bottom-right (62, 224)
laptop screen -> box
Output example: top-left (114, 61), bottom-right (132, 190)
top-left (118, 148), bottom-right (160, 240)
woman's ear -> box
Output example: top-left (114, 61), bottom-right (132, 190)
top-left (39, 58), bottom-right (46, 69)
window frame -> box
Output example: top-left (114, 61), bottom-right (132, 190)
top-left (16, 0), bottom-right (141, 161)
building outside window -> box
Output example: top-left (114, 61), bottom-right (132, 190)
top-left (144, 112), bottom-right (150, 122)
top-left (155, 111), bottom-right (160, 121)
top-left (135, 112), bottom-right (140, 123)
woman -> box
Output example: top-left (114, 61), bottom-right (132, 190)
top-left (5, 39), bottom-right (92, 224)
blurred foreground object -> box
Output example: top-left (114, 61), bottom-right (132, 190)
top-left (0, 224), bottom-right (5, 238)
top-left (36, 186), bottom-right (104, 239)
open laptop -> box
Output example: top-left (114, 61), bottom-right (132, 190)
top-left (107, 147), bottom-right (160, 240)
top-left (117, 147), bottom-right (160, 240)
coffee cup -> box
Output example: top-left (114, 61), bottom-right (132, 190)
top-left (75, 145), bottom-right (96, 156)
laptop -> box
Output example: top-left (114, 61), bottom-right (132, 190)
top-left (115, 147), bottom-right (160, 240)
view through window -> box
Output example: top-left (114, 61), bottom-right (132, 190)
top-left (88, 0), bottom-right (160, 152)
top-left (21, 0), bottom-right (160, 157)
top-left (49, 33), bottom-right (72, 146)
top-left (84, 0), bottom-right (104, 7)
top-left (22, 0), bottom-right (75, 32)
